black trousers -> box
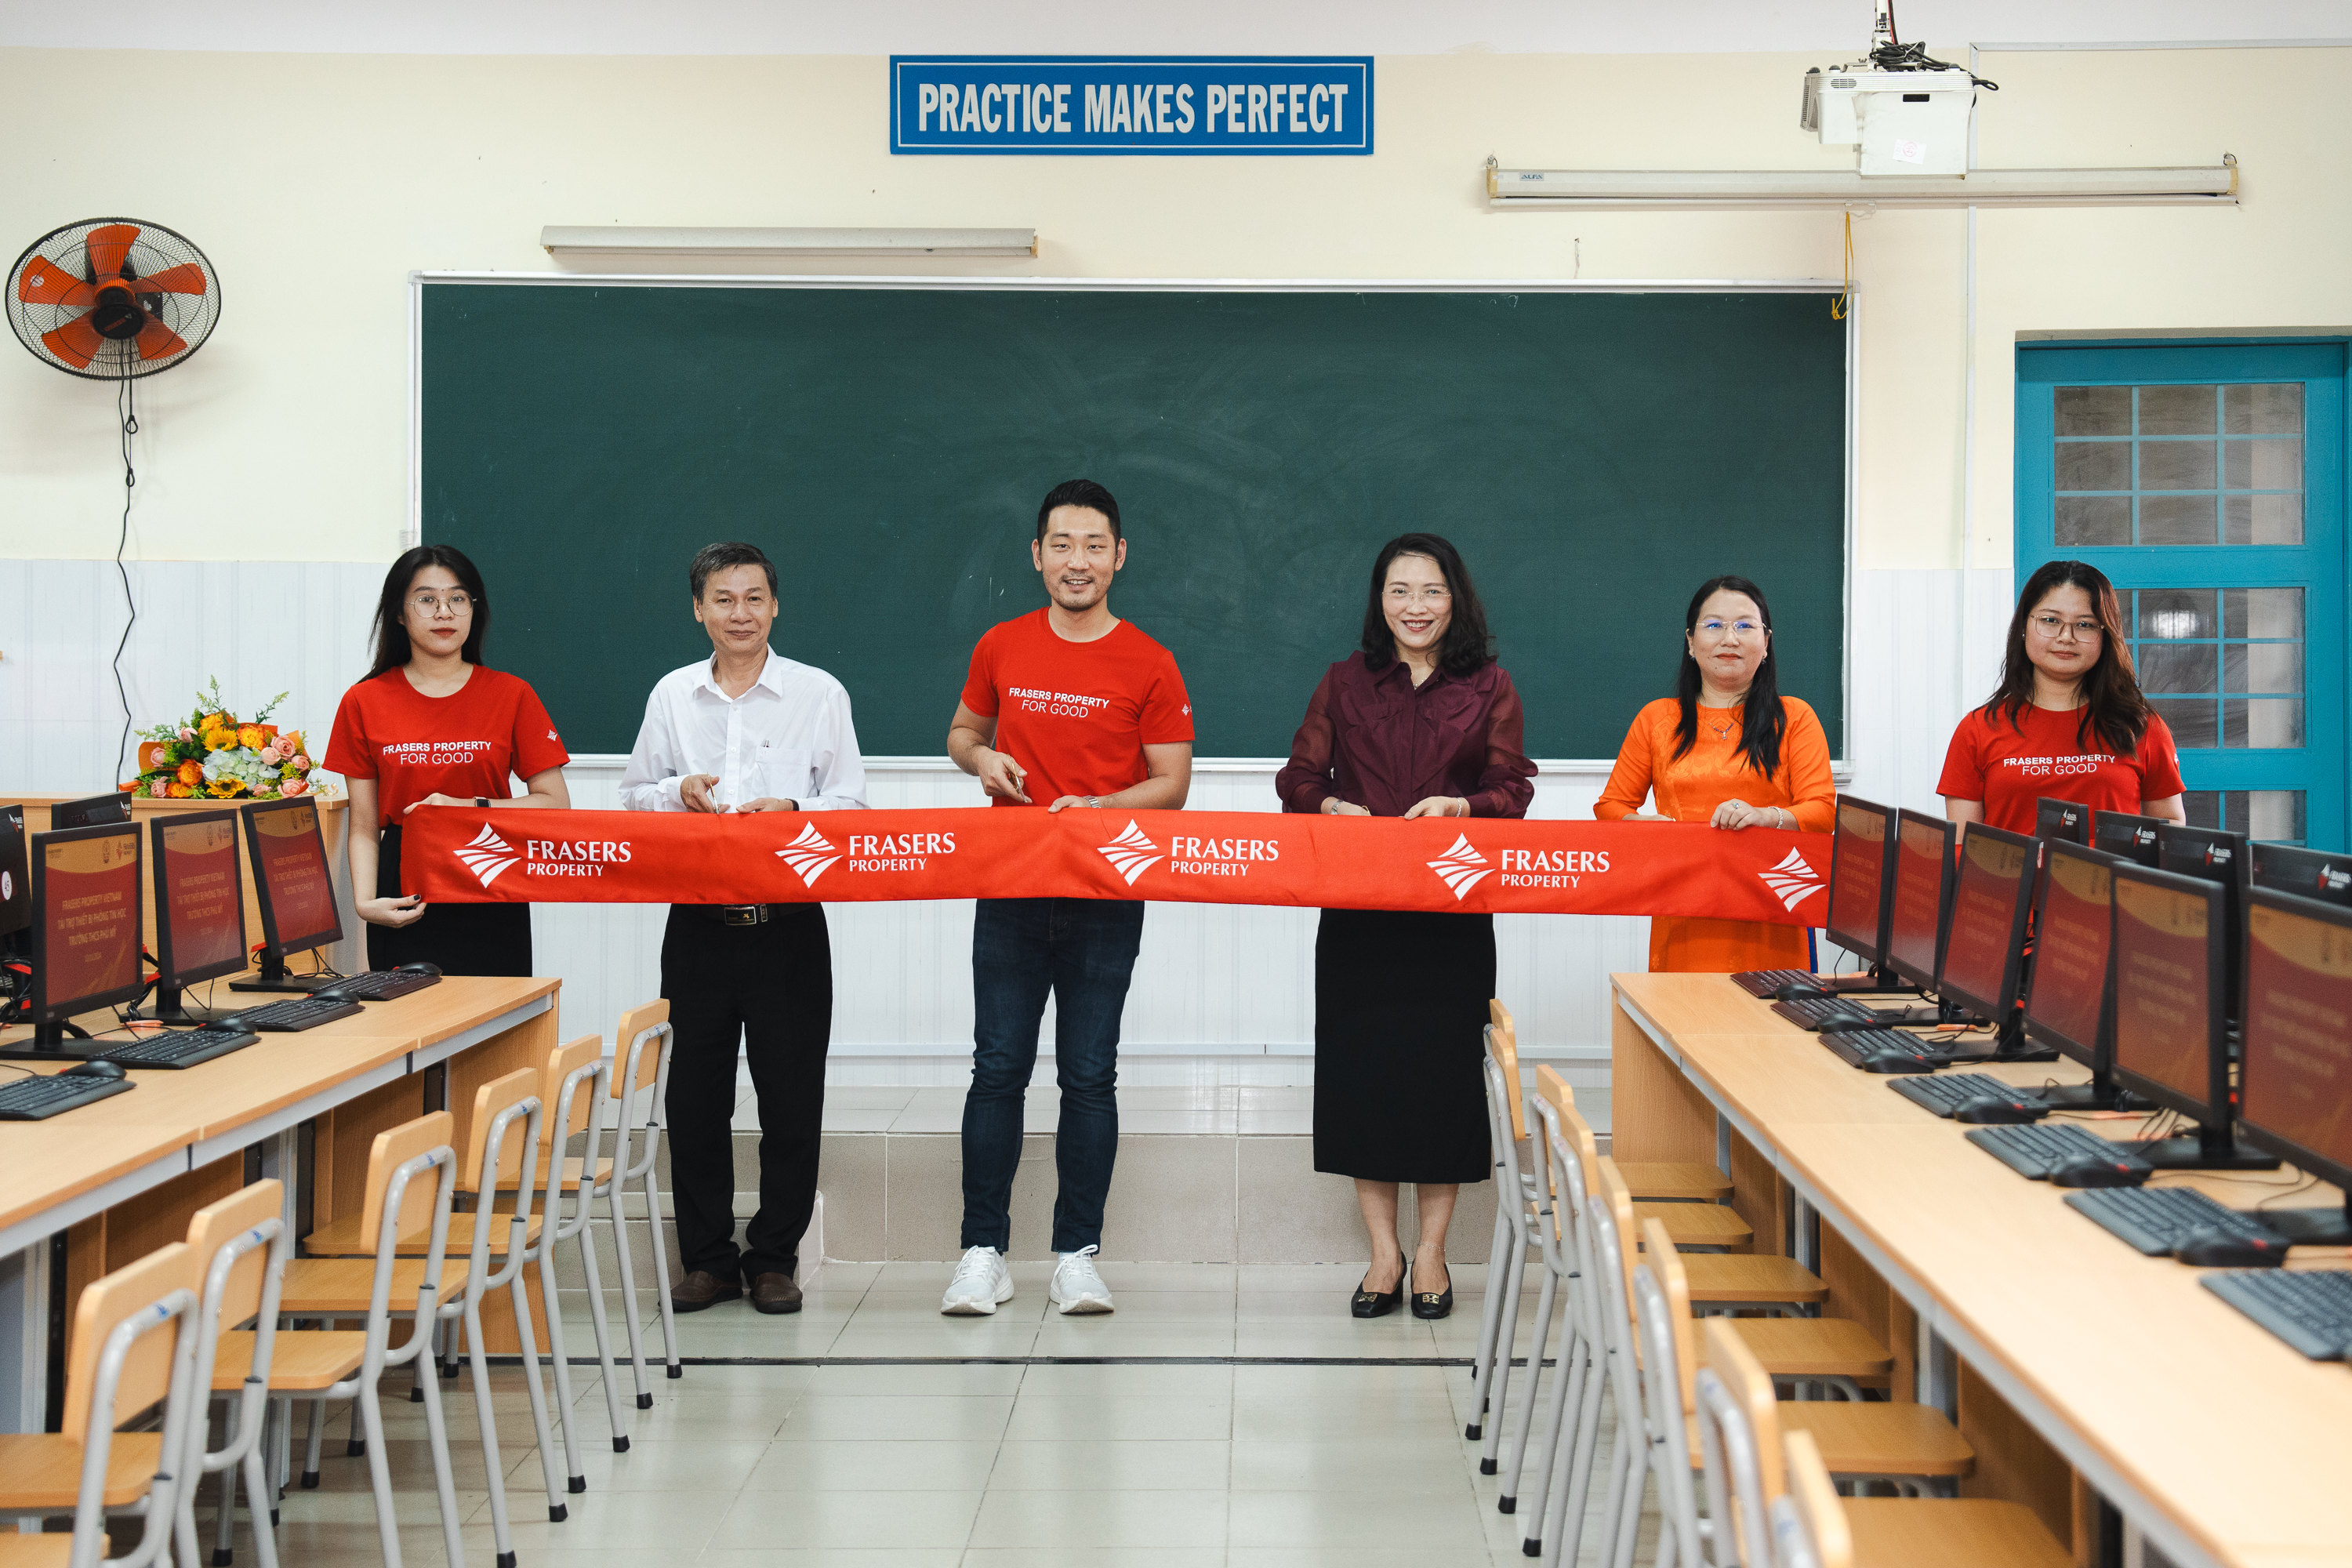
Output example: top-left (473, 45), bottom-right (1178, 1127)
top-left (659, 903), bottom-right (833, 1279)
top-left (368, 825), bottom-right (534, 976)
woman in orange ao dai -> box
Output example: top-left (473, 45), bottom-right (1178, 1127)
top-left (1595, 575), bottom-right (1835, 972)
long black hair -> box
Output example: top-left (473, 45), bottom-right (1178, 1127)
top-left (1984, 559), bottom-right (2151, 756)
top-left (365, 545), bottom-right (492, 680)
top-left (1671, 575), bottom-right (1787, 776)
top-left (1359, 532), bottom-right (1495, 678)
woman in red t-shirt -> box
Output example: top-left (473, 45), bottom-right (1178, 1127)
top-left (1938, 560), bottom-right (2185, 837)
top-left (323, 546), bottom-right (571, 975)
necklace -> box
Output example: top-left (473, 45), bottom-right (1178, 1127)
top-left (1704, 712), bottom-right (1739, 741)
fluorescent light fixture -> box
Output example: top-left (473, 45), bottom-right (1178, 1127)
top-left (1485, 161), bottom-right (2238, 210)
top-left (539, 227), bottom-right (1038, 257)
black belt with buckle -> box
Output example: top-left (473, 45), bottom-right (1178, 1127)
top-left (690, 903), bottom-right (811, 927)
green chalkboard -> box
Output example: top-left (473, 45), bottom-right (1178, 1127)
top-left (421, 284), bottom-right (1846, 759)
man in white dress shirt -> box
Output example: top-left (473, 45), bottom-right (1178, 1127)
top-left (620, 542), bottom-right (867, 1316)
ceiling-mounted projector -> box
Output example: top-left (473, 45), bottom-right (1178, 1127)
top-left (1799, 1), bottom-right (1995, 176)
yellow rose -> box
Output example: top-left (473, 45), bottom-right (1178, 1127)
top-left (237, 724), bottom-right (268, 750)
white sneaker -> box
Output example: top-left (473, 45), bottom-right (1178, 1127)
top-left (941, 1245), bottom-right (1014, 1316)
top-left (1049, 1246), bottom-right (1115, 1315)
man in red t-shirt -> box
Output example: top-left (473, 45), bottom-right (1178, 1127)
top-left (938, 479), bottom-right (1193, 1318)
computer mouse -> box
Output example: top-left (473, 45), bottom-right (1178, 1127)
top-left (62, 1058), bottom-right (127, 1080)
top-left (1953, 1094), bottom-right (2045, 1125)
top-left (2047, 1151), bottom-right (2151, 1188)
top-left (395, 962), bottom-right (442, 976)
top-left (2174, 1229), bottom-right (2289, 1269)
top-left (1770, 981), bottom-right (1831, 1001)
top-left (311, 986), bottom-right (364, 1006)
top-left (1856, 1051), bottom-right (1933, 1076)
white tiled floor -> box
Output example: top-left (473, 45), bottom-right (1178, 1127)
top-left (794, 1083), bottom-right (1610, 1139)
top-left (246, 1262), bottom-right (1651, 1567)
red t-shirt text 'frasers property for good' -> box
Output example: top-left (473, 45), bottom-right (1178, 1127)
top-left (325, 667), bottom-right (570, 822)
top-left (1936, 702), bottom-right (2184, 837)
top-left (960, 609), bottom-right (1194, 808)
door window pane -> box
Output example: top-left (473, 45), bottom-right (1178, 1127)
top-left (2128, 587), bottom-right (2304, 752)
top-left (2182, 789), bottom-right (2307, 843)
top-left (2053, 383), bottom-right (2304, 546)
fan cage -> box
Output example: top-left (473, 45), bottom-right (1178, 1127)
top-left (7, 216), bottom-right (222, 380)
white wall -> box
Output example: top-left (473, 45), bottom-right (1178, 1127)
top-left (2, 31), bottom-right (2347, 1053)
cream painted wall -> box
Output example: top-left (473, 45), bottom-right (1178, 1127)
top-left (0, 45), bottom-right (2342, 578)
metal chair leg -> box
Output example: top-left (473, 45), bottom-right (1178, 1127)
top-left (601, 1173), bottom-right (656, 1411)
top-left (507, 1271), bottom-right (569, 1523)
top-left (1466, 1197), bottom-right (1513, 1440)
top-left (640, 1163), bottom-right (681, 1381)
top-left (571, 1208), bottom-right (630, 1451)
top-left (411, 1335), bottom-right (468, 1568)
top-left (460, 1299), bottom-right (521, 1567)
top-left (1500, 1267), bottom-right (1559, 1510)
top-left (1479, 1231), bottom-right (1533, 1472)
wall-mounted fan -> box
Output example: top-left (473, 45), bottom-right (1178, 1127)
top-left (8, 218), bottom-right (220, 379)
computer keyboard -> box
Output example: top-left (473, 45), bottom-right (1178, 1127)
top-left (1731, 968), bottom-right (1826, 999)
top-left (84, 1027), bottom-right (260, 1069)
top-left (1965, 1121), bottom-right (2135, 1179)
top-left (2067, 1185), bottom-right (2288, 1258)
top-left (1890, 1072), bottom-right (2035, 1116)
top-left (328, 970), bottom-right (441, 1002)
top-left (2202, 1269), bottom-right (2352, 1360)
top-left (1769, 995), bottom-right (1886, 1030)
top-left (230, 997), bottom-right (365, 1033)
top-left (1818, 1028), bottom-right (1940, 1073)
top-left (0, 1072), bottom-right (136, 1120)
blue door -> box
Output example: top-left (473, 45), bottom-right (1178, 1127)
top-left (2016, 343), bottom-right (2347, 849)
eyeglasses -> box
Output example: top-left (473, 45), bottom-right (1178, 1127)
top-left (408, 592), bottom-right (474, 616)
top-left (2027, 612), bottom-right (2102, 641)
top-left (1385, 586), bottom-right (1452, 604)
top-left (1693, 619), bottom-right (1764, 639)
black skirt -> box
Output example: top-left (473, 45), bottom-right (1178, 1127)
top-left (367, 825), bottom-right (535, 978)
top-left (1312, 907), bottom-right (1494, 1185)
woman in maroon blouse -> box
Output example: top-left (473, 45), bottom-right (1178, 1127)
top-left (1276, 532), bottom-right (1536, 1320)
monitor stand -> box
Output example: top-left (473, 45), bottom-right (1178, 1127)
top-left (125, 983), bottom-right (229, 1028)
top-left (1926, 1016), bottom-right (2060, 1066)
top-left (1818, 964), bottom-right (1917, 996)
top-left (0, 1019), bottom-right (110, 1062)
top-left (228, 950), bottom-right (336, 995)
top-left (2032, 1065), bottom-right (2125, 1111)
top-left (2125, 1123), bottom-right (2281, 1173)
top-left (2263, 1196), bottom-right (2352, 1247)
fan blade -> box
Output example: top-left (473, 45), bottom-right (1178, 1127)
top-left (132, 261), bottom-right (207, 296)
top-left (134, 315), bottom-right (188, 361)
top-left (85, 223), bottom-right (140, 279)
top-left (17, 258), bottom-right (95, 308)
top-left (41, 314), bottom-right (103, 368)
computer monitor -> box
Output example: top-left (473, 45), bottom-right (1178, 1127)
top-left (2247, 842), bottom-right (2352, 909)
top-left (1883, 810), bottom-right (1956, 994)
top-left (234, 798), bottom-right (345, 993)
top-left (0, 822), bottom-right (146, 1058)
top-left (2033, 797), bottom-right (2090, 847)
top-left (2236, 888), bottom-right (2352, 1243)
top-left (0, 804), bottom-right (29, 943)
top-left (1823, 796), bottom-right (1899, 981)
top-left (49, 792), bottom-right (132, 831)
top-left (146, 810), bottom-right (249, 1024)
top-left (2021, 841), bottom-right (2123, 1107)
top-left (2156, 823), bottom-right (2249, 1026)
top-left (1934, 823), bottom-right (2046, 1057)
top-left (2092, 810), bottom-right (2164, 869)
top-left (2108, 862), bottom-right (2275, 1171)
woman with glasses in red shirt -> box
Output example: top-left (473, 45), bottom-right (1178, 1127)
top-left (1277, 533), bottom-right (1537, 1321)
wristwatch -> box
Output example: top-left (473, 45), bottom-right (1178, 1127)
top-left (474, 797), bottom-right (488, 808)
top-left (1085, 796), bottom-right (1102, 809)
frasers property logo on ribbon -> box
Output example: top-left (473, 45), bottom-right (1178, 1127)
top-left (454, 826), bottom-right (521, 890)
top-left (1098, 822), bottom-right (1165, 886)
top-left (1427, 835), bottom-right (1494, 902)
top-left (891, 56), bottom-right (1372, 155)
top-left (1758, 851), bottom-right (1828, 913)
top-left (777, 824), bottom-right (844, 888)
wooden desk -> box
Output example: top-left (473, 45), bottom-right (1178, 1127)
top-left (1611, 973), bottom-right (2352, 1568)
top-left (0, 974), bottom-right (559, 1432)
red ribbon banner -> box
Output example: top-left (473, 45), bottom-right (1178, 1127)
top-left (401, 808), bottom-right (1830, 925)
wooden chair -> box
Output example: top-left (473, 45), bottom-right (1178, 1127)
top-left (272, 1112), bottom-right (468, 1568)
top-left (1698, 1323), bottom-right (2071, 1568)
top-left (1497, 1008), bottom-right (1729, 1203)
top-left (1545, 1078), bottom-right (1777, 1272)
top-left (0, 1243), bottom-right (201, 1568)
top-left (176, 1180), bottom-right (294, 1568)
top-left (1638, 1218), bottom-right (1972, 1504)
top-left (597, 1000), bottom-right (681, 1402)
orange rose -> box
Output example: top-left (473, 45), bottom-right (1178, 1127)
top-left (237, 724), bottom-right (268, 750)
top-left (166, 782), bottom-right (194, 799)
top-left (176, 760), bottom-right (205, 786)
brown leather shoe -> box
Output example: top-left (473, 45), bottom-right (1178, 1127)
top-left (748, 1272), bottom-right (803, 1315)
top-left (670, 1270), bottom-right (741, 1312)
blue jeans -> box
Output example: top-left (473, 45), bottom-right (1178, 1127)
top-left (962, 897), bottom-right (1145, 1254)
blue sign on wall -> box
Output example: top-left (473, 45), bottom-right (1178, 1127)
top-left (890, 56), bottom-right (1374, 155)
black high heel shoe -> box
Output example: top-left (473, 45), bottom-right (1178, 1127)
top-left (1410, 1261), bottom-right (1454, 1320)
top-left (1351, 1261), bottom-right (1406, 1319)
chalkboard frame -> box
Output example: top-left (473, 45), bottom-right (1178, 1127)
top-left (408, 272), bottom-right (1856, 762)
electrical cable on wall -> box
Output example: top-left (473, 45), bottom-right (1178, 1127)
top-left (2, 217), bottom-right (221, 787)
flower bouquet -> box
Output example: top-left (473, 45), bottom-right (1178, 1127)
top-left (127, 679), bottom-right (333, 801)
